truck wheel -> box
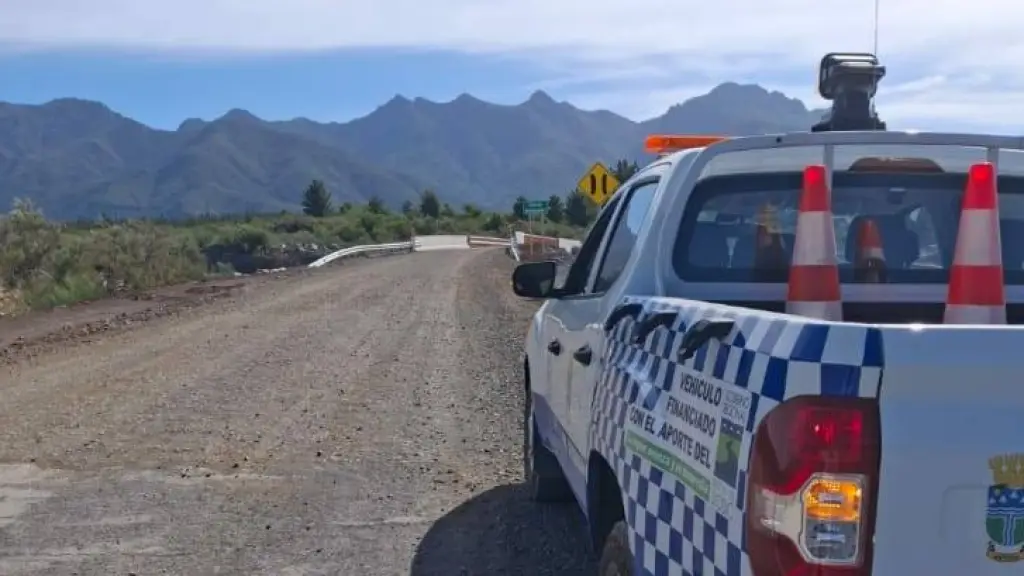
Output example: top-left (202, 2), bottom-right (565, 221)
top-left (523, 393), bottom-right (572, 502)
top-left (598, 521), bottom-right (633, 576)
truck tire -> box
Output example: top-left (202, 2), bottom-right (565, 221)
top-left (598, 521), bottom-right (634, 576)
top-left (523, 393), bottom-right (572, 502)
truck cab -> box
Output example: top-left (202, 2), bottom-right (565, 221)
top-left (512, 53), bottom-right (1024, 576)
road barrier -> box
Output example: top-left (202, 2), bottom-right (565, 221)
top-left (509, 233), bottom-right (521, 261)
top-left (307, 232), bottom-right (566, 269)
top-left (467, 235), bottom-right (509, 247)
top-left (415, 235), bottom-right (472, 251)
top-left (308, 240), bottom-right (419, 268)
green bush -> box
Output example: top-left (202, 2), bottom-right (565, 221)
top-left (0, 197), bottom-right (585, 313)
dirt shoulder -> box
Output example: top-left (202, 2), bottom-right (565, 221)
top-left (0, 258), bottom-right (384, 365)
top-left (0, 248), bottom-right (592, 576)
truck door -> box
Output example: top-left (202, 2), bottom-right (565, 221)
top-left (562, 178), bottom-right (659, 499)
top-left (536, 195), bottom-right (622, 488)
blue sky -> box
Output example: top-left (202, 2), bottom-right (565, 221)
top-left (1, 0), bottom-right (1023, 132)
top-left (0, 49), bottom-right (556, 129)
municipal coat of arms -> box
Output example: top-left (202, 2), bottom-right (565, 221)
top-left (986, 453), bottom-right (1024, 562)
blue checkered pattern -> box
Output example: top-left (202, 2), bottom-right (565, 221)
top-left (590, 296), bottom-right (885, 576)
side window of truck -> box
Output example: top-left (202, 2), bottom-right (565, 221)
top-left (558, 195), bottom-right (623, 295)
top-left (592, 180), bottom-right (659, 293)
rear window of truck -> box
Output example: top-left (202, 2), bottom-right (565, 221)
top-left (673, 171), bottom-right (1024, 284)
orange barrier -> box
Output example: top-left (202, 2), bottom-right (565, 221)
top-left (466, 235), bottom-right (509, 248)
top-left (516, 234), bottom-right (561, 262)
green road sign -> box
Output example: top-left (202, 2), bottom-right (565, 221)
top-left (523, 200), bottom-right (548, 215)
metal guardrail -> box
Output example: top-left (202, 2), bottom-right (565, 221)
top-left (308, 233), bottom-right (527, 269)
top-left (509, 233), bottom-right (520, 261)
top-left (466, 235), bottom-right (509, 247)
top-left (307, 240), bottom-right (418, 268)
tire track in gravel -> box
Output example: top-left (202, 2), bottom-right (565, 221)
top-left (0, 248), bottom-right (593, 576)
top-left (407, 249), bottom-right (597, 576)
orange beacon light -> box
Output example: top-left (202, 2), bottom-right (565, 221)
top-left (643, 134), bottom-right (728, 156)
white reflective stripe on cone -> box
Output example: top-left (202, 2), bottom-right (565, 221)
top-left (862, 247), bottom-right (884, 260)
top-left (786, 300), bottom-right (842, 321)
top-left (952, 210), bottom-right (1002, 266)
top-left (943, 304), bottom-right (1007, 325)
top-left (791, 212), bottom-right (838, 266)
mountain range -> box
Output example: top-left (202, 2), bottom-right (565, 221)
top-left (0, 83), bottom-right (824, 220)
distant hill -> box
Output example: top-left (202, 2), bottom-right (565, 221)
top-left (0, 83), bottom-right (823, 220)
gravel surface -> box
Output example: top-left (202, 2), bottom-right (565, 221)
top-left (0, 248), bottom-right (594, 576)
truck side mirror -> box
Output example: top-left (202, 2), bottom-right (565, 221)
top-left (512, 261), bottom-right (558, 298)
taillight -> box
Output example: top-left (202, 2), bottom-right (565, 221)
top-left (745, 396), bottom-right (880, 576)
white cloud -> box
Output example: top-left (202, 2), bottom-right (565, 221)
top-left (2, 0), bottom-right (1024, 130)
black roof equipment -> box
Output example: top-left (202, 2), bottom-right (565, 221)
top-left (811, 52), bottom-right (887, 132)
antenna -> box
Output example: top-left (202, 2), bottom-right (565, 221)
top-left (873, 0), bottom-right (880, 55)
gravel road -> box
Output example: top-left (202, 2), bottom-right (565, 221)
top-left (0, 249), bottom-right (594, 576)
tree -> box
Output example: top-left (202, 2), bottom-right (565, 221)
top-left (462, 203), bottom-right (481, 218)
top-left (441, 203), bottom-right (455, 218)
top-left (401, 200), bottom-right (415, 215)
top-left (368, 195), bottom-right (386, 214)
top-left (513, 196), bottom-right (528, 220)
top-left (483, 212), bottom-right (504, 233)
top-left (611, 159), bottom-right (640, 185)
top-left (301, 180), bottom-right (332, 217)
top-left (546, 194), bottom-right (564, 223)
top-left (419, 190), bottom-right (441, 218)
top-left (565, 191), bottom-right (589, 227)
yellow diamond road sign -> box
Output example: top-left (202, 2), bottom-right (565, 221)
top-left (576, 162), bottom-right (620, 206)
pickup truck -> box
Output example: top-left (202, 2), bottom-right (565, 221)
top-left (510, 52), bottom-right (1023, 576)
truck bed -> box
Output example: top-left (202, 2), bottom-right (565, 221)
top-left (603, 294), bottom-right (1024, 576)
top-left (704, 300), bottom-right (1024, 325)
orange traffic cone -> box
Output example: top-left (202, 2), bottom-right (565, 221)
top-left (945, 162), bottom-right (1006, 324)
top-left (854, 219), bottom-right (887, 283)
top-left (787, 165), bottom-right (842, 321)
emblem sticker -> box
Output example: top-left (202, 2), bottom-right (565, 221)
top-left (986, 453), bottom-right (1024, 563)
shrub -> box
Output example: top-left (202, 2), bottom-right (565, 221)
top-left (0, 197), bottom-right (584, 312)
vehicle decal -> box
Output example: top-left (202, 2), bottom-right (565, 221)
top-left (591, 295), bottom-right (884, 576)
top-left (986, 453), bottom-right (1024, 563)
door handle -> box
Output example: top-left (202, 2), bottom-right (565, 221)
top-left (603, 302), bottom-right (643, 332)
top-left (547, 340), bottom-right (562, 355)
top-left (632, 311), bottom-right (679, 344)
top-left (573, 345), bottom-right (592, 366)
top-left (677, 318), bottom-right (736, 362)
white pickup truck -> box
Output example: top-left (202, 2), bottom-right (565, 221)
top-left (511, 53), bottom-right (1023, 576)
